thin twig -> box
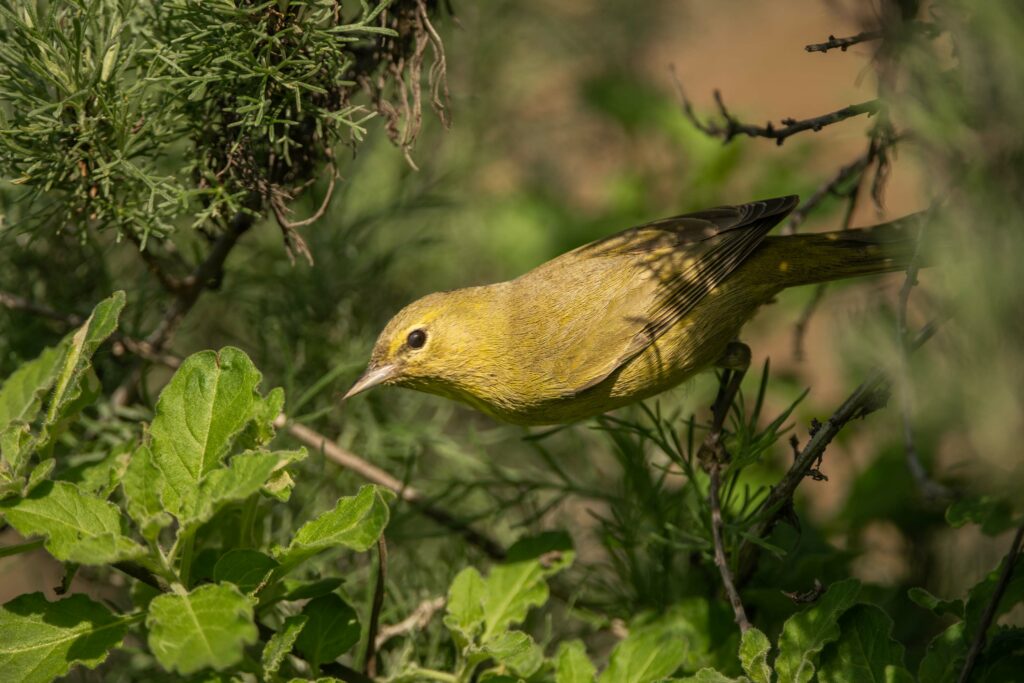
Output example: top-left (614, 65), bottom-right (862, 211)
top-left (364, 536), bottom-right (388, 677)
top-left (782, 151), bottom-right (872, 235)
top-left (792, 283), bottom-right (828, 362)
top-left (805, 30), bottom-right (884, 53)
top-left (958, 520), bottom-right (1024, 683)
top-left (709, 463), bottom-right (750, 631)
top-left (280, 418), bottom-right (507, 560)
top-left (895, 219), bottom-right (951, 501)
top-left (738, 319), bottom-right (944, 583)
top-left (374, 596), bottom-right (446, 649)
top-left (671, 69), bottom-right (879, 146)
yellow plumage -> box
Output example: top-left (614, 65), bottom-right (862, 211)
top-left (346, 196), bottom-right (918, 425)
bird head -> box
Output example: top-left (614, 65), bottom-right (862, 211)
top-left (344, 288), bottom-right (496, 401)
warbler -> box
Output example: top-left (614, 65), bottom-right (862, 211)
top-left (345, 196), bottom-right (918, 425)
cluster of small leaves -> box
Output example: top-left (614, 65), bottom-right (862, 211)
top-left (0, 294), bottom-right (392, 681)
top-left (0, 0), bottom-right (447, 242)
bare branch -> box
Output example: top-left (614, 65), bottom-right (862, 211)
top-left (805, 30), bottom-right (884, 53)
top-left (709, 462), bottom-right (751, 632)
top-left (782, 151), bottom-right (872, 235)
top-left (671, 69), bottom-right (879, 146)
top-left (375, 596), bottom-right (446, 649)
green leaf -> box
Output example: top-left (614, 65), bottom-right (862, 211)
top-left (740, 627), bottom-right (772, 683)
top-left (818, 604), bottom-right (907, 683)
top-left (444, 566), bottom-right (486, 647)
top-left (273, 484), bottom-right (390, 568)
top-left (213, 549), bottom-right (279, 594)
top-left (189, 449), bottom-right (305, 528)
top-left (263, 614), bottom-right (308, 678)
top-left (149, 348), bottom-right (262, 519)
top-left (599, 619), bottom-right (692, 683)
top-left (0, 344), bottom-right (62, 437)
top-left (917, 622), bottom-right (966, 683)
top-left (0, 424), bottom-right (32, 481)
top-left (556, 640), bottom-right (597, 683)
top-left (0, 592), bottom-right (130, 683)
top-left (775, 578), bottom-right (861, 683)
top-left (483, 631), bottom-right (543, 677)
top-left (24, 458), bottom-right (53, 494)
top-left (965, 558), bottom-right (1024, 637)
top-left (280, 577), bottom-right (345, 601)
top-left (480, 532), bottom-right (575, 642)
top-left (0, 480), bottom-right (144, 564)
top-left (43, 292), bottom-right (125, 431)
top-left (946, 496), bottom-right (1016, 535)
top-left (122, 445), bottom-right (172, 540)
top-left (908, 587), bottom-right (964, 618)
top-left (146, 583), bottom-right (258, 675)
top-left (294, 594), bottom-right (360, 670)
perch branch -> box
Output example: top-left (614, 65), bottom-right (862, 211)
top-left (958, 520), bottom-right (1024, 683)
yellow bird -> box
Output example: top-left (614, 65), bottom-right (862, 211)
top-left (345, 196), bottom-right (917, 425)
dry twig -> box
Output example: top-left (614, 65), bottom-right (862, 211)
top-left (364, 537), bottom-right (388, 677)
top-left (805, 30), bottom-right (884, 53)
top-left (375, 596), bottom-right (446, 649)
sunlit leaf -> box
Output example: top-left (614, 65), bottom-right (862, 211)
top-left (775, 579), bottom-right (861, 683)
top-left (556, 640), bottom-right (596, 683)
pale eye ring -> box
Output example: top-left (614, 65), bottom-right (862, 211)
top-left (407, 329), bottom-right (427, 349)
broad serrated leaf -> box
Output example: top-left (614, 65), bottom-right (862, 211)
top-left (273, 484), bottom-right (390, 568)
top-left (556, 640), bottom-right (596, 683)
top-left (945, 496), bottom-right (1016, 535)
top-left (0, 344), bottom-right (62, 437)
top-left (917, 622), bottom-right (966, 683)
top-left (0, 592), bottom-right (130, 683)
top-left (187, 449), bottom-right (305, 528)
top-left (294, 594), bottom-right (360, 670)
top-left (263, 614), bottom-right (308, 678)
top-left (149, 348), bottom-right (261, 519)
top-left (599, 620), bottom-right (690, 683)
top-left (444, 566), bottom-right (486, 647)
top-left (213, 549), bottom-right (279, 594)
top-left (775, 579), bottom-right (861, 683)
top-left (965, 559), bottom-right (1024, 638)
top-left (740, 627), bottom-right (772, 683)
top-left (236, 386), bottom-right (285, 451)
top-left (0, 480), bottom-right (144, 564)
top-left (483, 631), bottom-right (543, 677)
top-left (907, 587), bottom-right (964, 618)
top-left (818, 604), bottom-right (906, 683)
top-left (24, 458), bottom-right (53, 494)
top-left (146, 583), bottom-right (257, 675)
top-left (43, 292), bottom-right (125, 431)
top-left (122, 445), bottom-right (172, 540)
top-left (480, 532), bottom-right (575, 642)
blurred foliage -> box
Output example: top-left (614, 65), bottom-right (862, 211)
top-left (1, 0), bottom-right (1024, 681)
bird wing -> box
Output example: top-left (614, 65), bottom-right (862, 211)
top-left (560, 195), bottom-right (798, 395)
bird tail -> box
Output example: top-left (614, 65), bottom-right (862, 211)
top-left (754, 214), bottom-right (923, 289)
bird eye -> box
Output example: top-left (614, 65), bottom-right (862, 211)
top-left (407, 329), bottom-right (427, 349)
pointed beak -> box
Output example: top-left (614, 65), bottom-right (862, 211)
top-left (343, 364), bottom-right (398, 400)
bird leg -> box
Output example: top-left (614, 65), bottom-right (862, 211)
top-left (700, 340), bottom-right (752, 632)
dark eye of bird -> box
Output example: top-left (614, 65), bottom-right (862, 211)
top-left (407, 329), bottom-right (427, 349)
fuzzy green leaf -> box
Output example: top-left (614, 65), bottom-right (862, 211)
top-left (669, 669), bottom-right (745, 683)
top-left (599, 621), bottom-right (690, 683)
top-left (294, 594), bottom-right (360, 670)
top-left (188, 449), bottom-right (305, 528)
top-left (146, 583), bottom-right (257, 675)
top-left (917, 622), bottom-right (966, 683)
top-left (818, 604), bottom-right (907, 683)
top-left (483, 631), bottom-right (543, 677)
top-left (213, 549), bottom-right (279, 594)
top-left (945, 496), bottom-right (1016, 535)
top-left (273, 484), bottom-right (390, 568)
top-left (149, 348), bottom-right (261, 519)
top-left (0, 344), bottom-right (62, 438)
top-left (907, 587), bottom-right (964, 618)
top-left (775, 579), bottom-right (861, 683)
top-left (43, 291), bottom-right (125, 431)
top-left (121, 445), bottom-right (172, 540)
top-left (0, 592), bottom-right (130, 683)
top-left (444, 566), bottom-right (486, 647)
top-left (0, 480), bottom-right (144, 564)
top-left (556, 640), bottom-right (597, 683)
top-left (263, 614), bottom-right (308, 678)
top-left (740, 627), bottom-right (772, 683)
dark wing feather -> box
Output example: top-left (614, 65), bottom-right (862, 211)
top-left (570, 195), bottom-right (798, 394)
